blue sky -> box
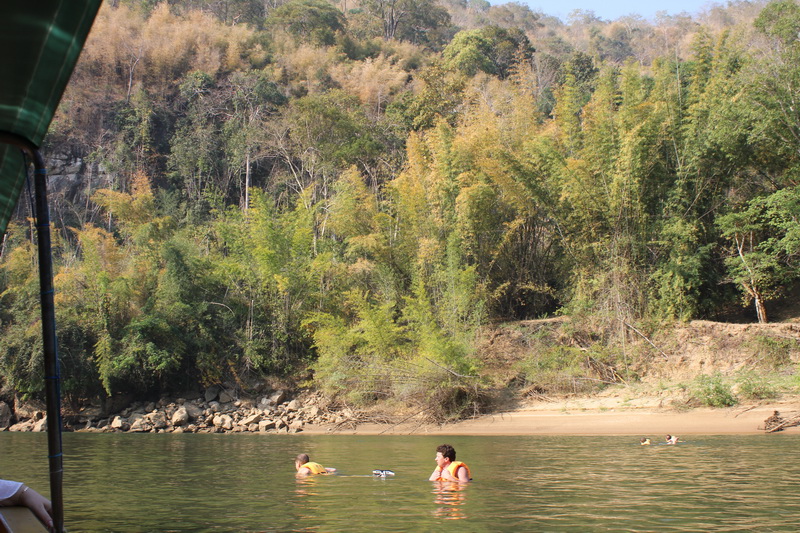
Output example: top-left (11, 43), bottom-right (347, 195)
top-left (519, 0), bottom-right (720, 21)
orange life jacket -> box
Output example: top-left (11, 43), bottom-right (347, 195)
top-left (436, 461), bottom-right (471, 481)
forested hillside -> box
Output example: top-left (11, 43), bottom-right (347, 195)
top-left (1, 0), bottom-right (798, 419)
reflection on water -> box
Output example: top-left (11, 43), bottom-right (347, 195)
top-left (432, 482), bottom-right (467, 520)
top-left (2, 433), bottom-right (800, 531)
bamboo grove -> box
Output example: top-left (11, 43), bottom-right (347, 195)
top-left (1, 0), bottom-right (798, 415)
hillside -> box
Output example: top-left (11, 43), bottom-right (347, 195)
top-left (3, 0), bottom-right (800, 421)
top-left (474, 316), bottom-right (800, 414)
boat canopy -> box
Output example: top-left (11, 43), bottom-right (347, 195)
top-left (0, 0), bottom-right (101, 234)
top-left (0, 3), bottom-right (101, 531)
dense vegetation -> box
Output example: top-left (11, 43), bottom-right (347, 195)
top-left (1, 0), bottom-right (798, 418)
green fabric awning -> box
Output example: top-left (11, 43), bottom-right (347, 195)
top-left (0, 1), bottom-right (101, 234)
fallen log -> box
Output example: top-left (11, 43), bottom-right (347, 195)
top-left (762, 410), bottom-right (800, 433)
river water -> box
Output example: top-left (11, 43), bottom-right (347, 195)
top-left (2, 432), bottom-right (799, 531)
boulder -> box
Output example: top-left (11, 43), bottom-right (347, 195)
top-left (184, 403), bottom-right (204, 420)
top-left (258, 419), bottom-right (276, 431)
top-left (32, 417), bottom-right (48, 432)
top-left (204, 385), bottom-right (221, 403)
top-left (0, 401), bottom-right (12, 429)
top-left (213, 414), bottom-right (234, 430)
top-left (286, 399), bottom-right (300, 412)
top-left (129, 418), bottom-right (152, 432)
top-left (218, 390), bottom-right (234, 404)
top-left (13, 398), bottom-right (46, 419)
top-left (171, 407), bottom-right (189, 427)
top-left (110, 416), bottom-right (129, 430)
top-left (9, 421), bottom-right (33, 432)
top-left (240, 413), bottom-right (261, 426)
top-left (147, 410), bottom-right (168, 429)
top-left (269, 390), bottom-right (287, 405)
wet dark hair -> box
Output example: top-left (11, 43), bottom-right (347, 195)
top-left (436, 444), bottom-right (456, 461)
top-left (296, 453), bottom-right (310, 464)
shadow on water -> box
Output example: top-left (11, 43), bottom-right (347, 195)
top-left (2, 433), bottom-right (800, 531)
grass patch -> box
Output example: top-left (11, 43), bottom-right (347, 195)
top-left (735, 370), bottom-right (779, 400)
top-left (515, 343), bottom-right (632, 396)
top-left (745, 334), bottom-right (798, 368)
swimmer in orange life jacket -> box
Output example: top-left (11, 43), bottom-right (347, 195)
top-left (295, 453), bottom-right (336, 476)
top-left (429, 444), bottom-right (471, 482)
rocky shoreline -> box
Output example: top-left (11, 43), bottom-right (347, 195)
top-left (0, 386), bottom-right (350, 435)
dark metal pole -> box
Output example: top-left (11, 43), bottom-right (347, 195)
top-left (0, 131), bottom-right (64, 532)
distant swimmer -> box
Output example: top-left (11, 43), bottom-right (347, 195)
top-left (295, 453), bottom-right (337, 476)
top-left (640, 437), bottom-right (651, 445)
top-left (665, 435), bottom-right (680, 445)
top-left (429, 444), bottom-right (471, 483)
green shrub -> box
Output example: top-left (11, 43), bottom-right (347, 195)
top-left (691, 373), bottom-right (738, 407)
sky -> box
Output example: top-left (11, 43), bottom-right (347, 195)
top-left (520, 0), bottom-right (719, 21)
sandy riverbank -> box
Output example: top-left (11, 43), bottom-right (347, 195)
top-left (303, 397), bottom-right (800, 436)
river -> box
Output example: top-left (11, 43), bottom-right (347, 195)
top-left (2, 432), bottom-right (799, 531)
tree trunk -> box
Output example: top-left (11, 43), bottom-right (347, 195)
top-left (244, 151), bottom-right (251, 214)
top-left (743, 281), bottom-right (769, 324)
top-left (754, 292), bottom-right (768, 324)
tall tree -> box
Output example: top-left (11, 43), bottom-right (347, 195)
top-left (267, 0), bottom-right (346, 46)
top-left (362, 0), bottom-right (450, 43)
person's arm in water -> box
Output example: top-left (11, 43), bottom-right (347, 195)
top-left (0, 482), bottom-right (54, 530)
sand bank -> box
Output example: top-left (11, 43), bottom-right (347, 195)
top-left (305, 398), bottom-right (800, 436)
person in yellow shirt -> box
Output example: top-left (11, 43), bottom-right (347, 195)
top-left (294, 453), bottom-right (336, 476)
top-left (640, 437), bottom-right (651, 445)
top-left (429, 444), bottom-right (471, 482)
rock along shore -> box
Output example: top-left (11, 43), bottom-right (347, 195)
top-left (0, 386), bottom-right (353, 435)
